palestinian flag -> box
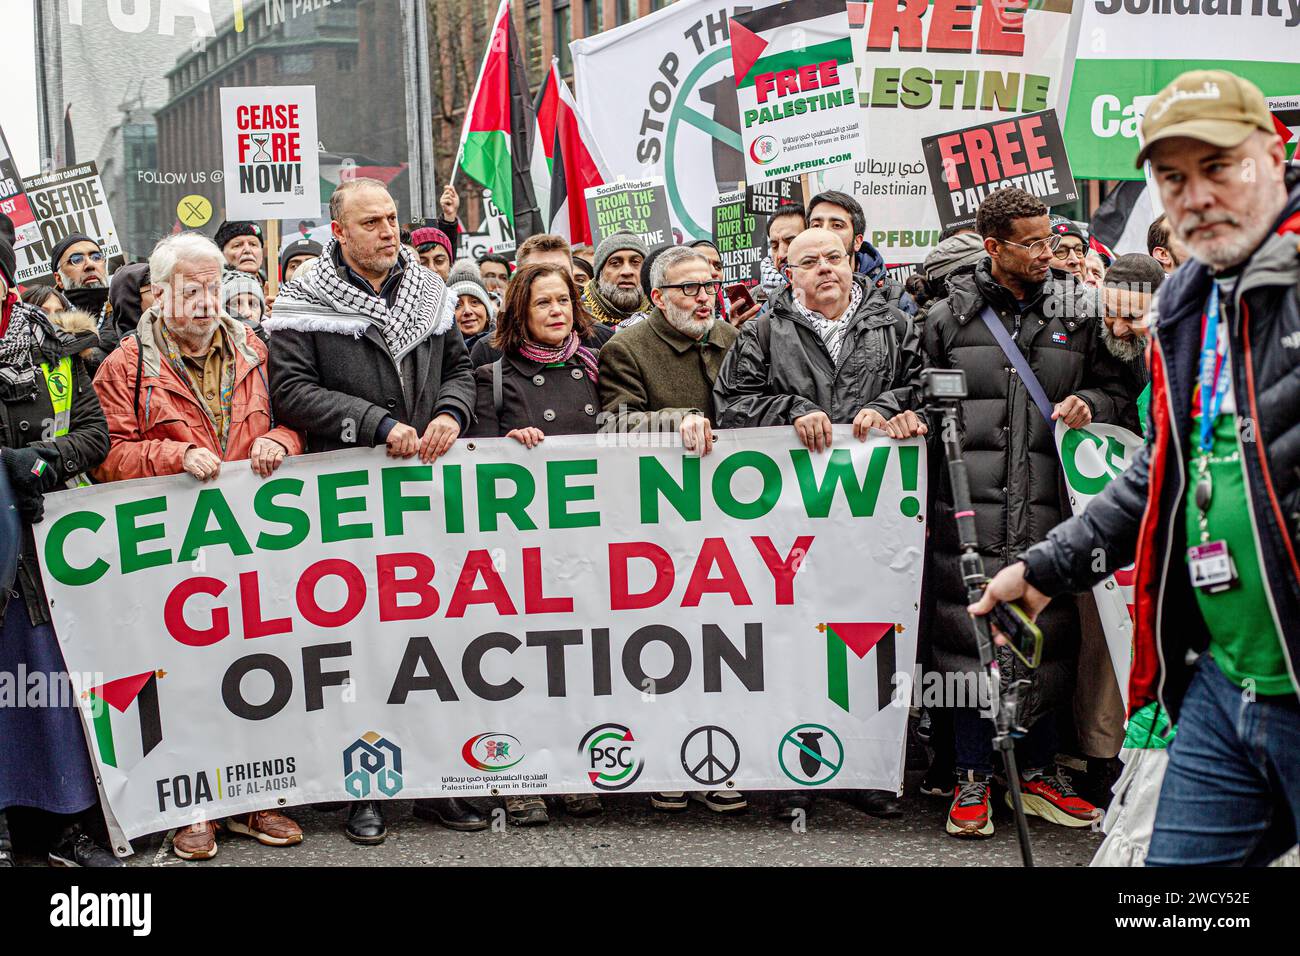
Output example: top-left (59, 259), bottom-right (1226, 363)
top-left (456, 0), bottom-right (542, 240)
top-left (1268, 96), bottom-right (1299, 159)
top-left (530, 64), bottom-right (560, 229)
top-left (729, 0), bottom-right (856, 102)
top-left (548, 61), bottom-right (611, 244)
top-left (816, 622), bottom-right (900, 715)
top-left (85, 670), bottom-right (165, 771)
top-left (1090, 180), bottom-right (1157, 259)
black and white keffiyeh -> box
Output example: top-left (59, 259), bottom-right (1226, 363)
top-left (265, 240), bottom-right (454, 362)
top-left (0, 302), bottom-right (52, 391)
top-left (792, 280), bottom-right (863, 365)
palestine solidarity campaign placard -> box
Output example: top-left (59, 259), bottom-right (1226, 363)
top-left (730, 0), bottom-right (867, 185)
top-left (921, 109), bottom-right (1076, 231)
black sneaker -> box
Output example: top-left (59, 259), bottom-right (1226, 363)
top-left (918, 762), bottom-right (954, 798)
top-left (774, 792), bottom-right (814, 820)
top-left (690, 790), bottom-right (747, 813)
top-left (48, 828), bottom-right (123, 867)
top-left (650, 791), bottom-right (689, 812)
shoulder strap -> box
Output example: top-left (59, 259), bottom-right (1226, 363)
top-left (492, 358), bottom-right (504, 417)
top-left (978, 306), bottom-right (1055, 424)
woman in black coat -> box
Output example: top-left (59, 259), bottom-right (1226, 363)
top-left (0, 268), bottom-right (116, 866)
top-left (469, 263), bottom-right (603, 446)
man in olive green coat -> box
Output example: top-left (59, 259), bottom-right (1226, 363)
top-left (597, 246), bottom-right (738, 457)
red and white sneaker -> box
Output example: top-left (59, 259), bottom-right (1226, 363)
top-left (1009, 767), bottom-right (1101, 828)
top-left (946, 771), bottom-right (994, 838)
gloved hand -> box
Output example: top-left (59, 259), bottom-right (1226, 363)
top-left (1, 447), bottom-right (53, 524)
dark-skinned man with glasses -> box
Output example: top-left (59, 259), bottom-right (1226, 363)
top-left (714, 226), bottom-right (925, 824)
top-left (912, 186), bottom-right (1131, 840)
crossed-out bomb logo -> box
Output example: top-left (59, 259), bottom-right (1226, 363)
top-left (462, 732), bottom-right (524, 772)
top-left (343, 731), bottom-right (403, 799)
top-left (579, 723), bottom-right (645, 791)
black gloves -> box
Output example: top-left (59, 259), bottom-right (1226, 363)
top-left (1, 446), bottom-right (58, 524)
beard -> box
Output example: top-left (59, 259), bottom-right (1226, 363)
top-left (60, 270), bottom-right (103, 289)
top-left (661, 299), bottom-right (714, 339)
top-left (354, 245), bottom-right (399, 277)
top-left (1178, 199), bottom-right (1278, 272)
top-left (1101, 320), bottom-right (1146, 363)
top-left (599, 279), bottom-right (643, 313)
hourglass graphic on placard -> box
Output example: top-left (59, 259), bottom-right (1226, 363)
top-left (250, 133), bottom-right (272, 163)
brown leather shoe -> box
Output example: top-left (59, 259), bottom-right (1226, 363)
top-left (226, 810), bottom-right (303, 847)
top-left (172, 821), bottom-right (218, 861)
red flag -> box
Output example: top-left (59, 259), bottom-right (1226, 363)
top-left (547, 60), bottom-right (610, 245)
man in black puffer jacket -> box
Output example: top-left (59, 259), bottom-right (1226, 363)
top-left (975, 71), bottom-right (1300, 867)
top-left (919, 187), bottom-right (1131, 840)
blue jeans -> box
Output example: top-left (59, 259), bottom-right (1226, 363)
top-left (954, 707), bottom-right (1057, 777)
top-left (1147, 655), bottom-right (1300, 866)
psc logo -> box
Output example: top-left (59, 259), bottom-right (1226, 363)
top-left (462, 732), bottom-right (524, 771)
top-left (343, 731), bottom-right (403, 798)
top-left (579, 723), bottom-right (644, 791)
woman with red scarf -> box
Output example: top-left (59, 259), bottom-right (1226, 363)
top-left (467, 263), bottom-right (605, 828)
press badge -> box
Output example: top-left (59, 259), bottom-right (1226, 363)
top-left (1188, 540), bottom-right (1237, 592)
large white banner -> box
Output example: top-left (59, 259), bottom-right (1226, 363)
top-left (1063, 3), bottom-right (1300, 180)
top-left (1056, 421), bottom-right (1144, 707)
top-left (37, 429), bottom-right (925, 840)
top-left (573, 0), bottom-right (1078, 259)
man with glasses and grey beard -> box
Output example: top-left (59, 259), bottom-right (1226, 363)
top-left (1099, 253), bottom-right (1166, 434)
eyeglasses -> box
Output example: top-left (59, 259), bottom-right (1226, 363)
top-left (1000, 234), bottom-right (1061, 257)
top-left (660, 280), bottom-right (721, 297)
top-left (65, 252), bottom-right (105, 266)
top-left (1053, 242), bottom-right (1086, 260)
top-left (790, 250), bottom-right (848, 270)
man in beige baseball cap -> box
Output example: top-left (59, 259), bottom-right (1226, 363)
top-left (971, 69), bottom-right (1300, 867)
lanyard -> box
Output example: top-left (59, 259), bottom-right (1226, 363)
top-left (1198, 282), bottom-right (1230, 454)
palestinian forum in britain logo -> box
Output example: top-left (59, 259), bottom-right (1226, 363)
top-left (462, 732), bottom-right (524, 772)
top-left (778, 723), bottom-right (844, 786)
top-left (578, 723), bottom-right (645, 791)
top-left (342, 731), bottom-right (404, 799)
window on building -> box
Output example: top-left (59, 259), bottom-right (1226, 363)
top-left (526, 0), bottom-right (543, 79)
top-left (583, 0), bottom-right (602, 36)
top-left (615, 0), bottom-right (637, 25)
top-left (279, 52), bottom-right (314, 74)
top-left (337, 50), bottom-right (355, 72)
top-left (554, 2), bottom-right (572, 77)
top-left (650, 0), bottom-right (672, 10)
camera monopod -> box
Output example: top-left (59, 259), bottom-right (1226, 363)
top-left (921, 368), bottom-right (1043, 868)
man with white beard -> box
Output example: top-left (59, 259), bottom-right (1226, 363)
top-left (1099, 253), bottom-right (1166, 433)
top-left (581, 232), bottom-right (650, 328)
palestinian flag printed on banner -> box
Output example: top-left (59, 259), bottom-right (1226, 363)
top-left (85, 670), bottom-right (165, 772)
top-left (730, 0), bottom-right (865, 185)
top-left (456, 0), bottom-right (542, 239)
top-left (817, 622), bottom-right (902, 715)
top-left (548, 60), bottom-right (611, 245)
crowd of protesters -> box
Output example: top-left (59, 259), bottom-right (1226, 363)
top-left (0, 70), bottom-right (1295, 867)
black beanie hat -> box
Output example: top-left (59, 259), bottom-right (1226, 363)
top-left (278, 237), bottom-right (323, 277)
top-left (49, 232), bottom-right (100, 275)
top-left (214, 220), bottom-right (263, 252)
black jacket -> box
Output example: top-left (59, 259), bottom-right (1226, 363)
top-left (468, 352), bottom-right (601, 438)
top-left (1023, 178), bottom-right (1300, 718)
top-left (919, 260), bottom-right (1130, 707)
top-left (713, 274), bottom-right (921, 427)
top-left (0, 303), bottom-right (109, 627)
top-left (268, 293), bottom-right (476, 453)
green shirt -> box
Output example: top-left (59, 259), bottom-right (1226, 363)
top-left (1185, 407), bottom-right (1293, 695)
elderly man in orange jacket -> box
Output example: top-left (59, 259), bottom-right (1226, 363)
top-left (92, 232), bottom-right (304, 861)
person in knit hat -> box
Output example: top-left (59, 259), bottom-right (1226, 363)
top-left (214, 220), bottom-right (265, 277)
top-left (582, 231), bottom-right (650, 327)
top-left (411, 225), bottom-right (454, 279)
top-left (49, 233), bottom-right (107, 290)
top-left (278, 237), bottom-right (323, 283)
top-left (1047, 215), bottom-right (1088, 283)
top-left (446, 259), bottom-right (496, 354)
top-left (221, 269), bottom-right (268, 340)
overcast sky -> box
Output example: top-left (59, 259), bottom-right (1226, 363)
top-left (1, 2), bottom-right (40, 177)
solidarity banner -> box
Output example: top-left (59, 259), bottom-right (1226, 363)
top-left (220, 85), bottom-right (320, 221)
top-left (712, 190), bottom-right (767, 285)
top-left (13, 162), bottom-right (125, 285)
top-left (1056, 421), bottom-right (1145, 706)
top-left (922, 109), bottom-right (1076, 231)
top-left (1063, 3), bottom-right (1300, 180)
top-left (37, 429), bottom-right (925, 840)
top-left (817, 0), bottom-right (1078, 262)
top-left (730, 0), bottom-right (867, 185)
top-left (584, 178), bottom-right (673, 248)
